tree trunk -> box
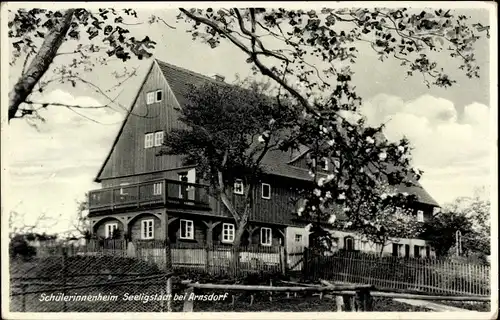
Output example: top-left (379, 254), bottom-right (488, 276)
top-left (8, 9), bottom-right (75, 122)
top-left (231, 223), bottom-right (247, 277)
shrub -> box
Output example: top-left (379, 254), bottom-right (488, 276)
top-left (9, 235), bottom-right (36, 260)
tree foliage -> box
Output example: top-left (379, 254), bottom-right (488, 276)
top-left (333, 184), bottom-right (424, 255)
top-left (8, 210), bottom-right (59, 259)
top-left (74, 193), bottom-right (92, 240)
top-left (7, 7), bottom-right (157, 122)
top-left (160, 79), bottom-right (300, 255)
top-left (423, 190), bottom-right (491, 257)
top-left (175, 7), bottom-right (489, 246)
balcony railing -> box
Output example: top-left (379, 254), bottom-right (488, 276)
top-left (88, 179), bottom-right (211, 212)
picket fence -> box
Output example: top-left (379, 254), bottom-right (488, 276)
top-left (34, 240), bottom-right (491, 296)
top-left (303, 249), bottom-right (491, 296)
top-left (36, 240), bottom-right (285, 276)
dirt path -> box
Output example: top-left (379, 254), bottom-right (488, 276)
top-left (394, 298), bottom-right (478, 312)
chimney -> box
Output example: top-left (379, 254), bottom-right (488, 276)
top-left (213, 74), bottom-right (225, 82)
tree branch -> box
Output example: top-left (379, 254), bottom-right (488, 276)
top-left (8, 9), bottom-right (76, 122)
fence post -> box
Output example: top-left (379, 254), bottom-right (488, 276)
top-left (354, 287), bottom-right (374, 311)
top-left (61, 246), bottom-right (68, 312)
top-left (342, 294), bottom-right (355, 311)
top-left (183, 287), bottom-right (194, 312)
top-left (21, 283), bottom-right (26, 312)
top-left (334, 295), bottom-right (344, 312)
top-left (205, 245), bottom-right (210, 273)
top-left (302, 248), bottom-right (309, 279)
top-left (165, 240), bottom-right (173, 312)
top-left (280, 246), bottom-right (287, 275)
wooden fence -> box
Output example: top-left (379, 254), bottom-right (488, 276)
top-left (33, 241), bottom-right (491, 297)
top-left (180, 280), bottom-right (491, 312)
top-left (134, 240), bottom-right (285, 275)
top-left (35, 240), bottom-right (286, 277)
top-left (303, 249), bottom-right (491, 296)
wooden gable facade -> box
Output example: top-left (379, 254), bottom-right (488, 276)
top-left (95, 60), bottom-right (189, 186)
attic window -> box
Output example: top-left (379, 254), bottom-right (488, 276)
top-left (156, 90), bottom-right (163, 102)
top-left (146, 90), bottom-right (163, 104)
top-left (146, 92), bottom-right (155, 105)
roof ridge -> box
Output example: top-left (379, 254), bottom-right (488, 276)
top-left (155, 58), bottom-right (219, 84)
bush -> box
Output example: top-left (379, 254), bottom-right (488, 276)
top-left (9, 235), bottom-right (36, 260)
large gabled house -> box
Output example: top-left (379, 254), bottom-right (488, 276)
top-left (87, 59), bottom-right (440, 258)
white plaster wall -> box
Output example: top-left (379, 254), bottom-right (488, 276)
top-left (285, 226), bottom-right (309, 253)
top-left (327, 229), bottom-right (436, 258)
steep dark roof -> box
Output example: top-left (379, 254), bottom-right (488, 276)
top-left (153, 59), bottom-right (440, 207)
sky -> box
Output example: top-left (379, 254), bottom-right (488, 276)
top-left (3, 3), bottom-right (496, 235)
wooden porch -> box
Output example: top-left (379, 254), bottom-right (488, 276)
top-left (88, 178), bottom-right (212, 213)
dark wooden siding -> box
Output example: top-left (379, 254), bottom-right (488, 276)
top-left (129, 213), bottom-right (163, 241)
top-left (98, 61), bottom-right (187, 182)
top-left (213, 175), bottom-right (306, 227)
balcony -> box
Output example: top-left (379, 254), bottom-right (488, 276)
top-left (88, 179), bottom-right (211, 213)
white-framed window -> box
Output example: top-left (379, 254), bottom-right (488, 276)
top-left (234, 179), bottom-right (244, 195)
top-left (417, 210), bottom-right (424, 222)
top-left (295, 234), bottom-right (303, 243)
top-left (147, 90), bottom-right (163, 104)
top-left (321, 157), bottom-right (329, 171)
top-left (105, 223), bottom-right (118, 238)
top-left (260, 227), bottom-right (272, 246)
top-left (222, 223), bottom-right (235, 243)
top-left (146, 92), bottom-right (155, 105)
top-left (144, 133), bottom-right (154, 148)
top-left (180, 219), bottom-right (194, 240)
top-left (153, 182), bottom-right (162, 195)
top-left (141, 219), bottom-right (154, 240)
top-left (155, 90), bottom-right (163, 102)
top-left (261, 183), bottom-right (271, 199)
top-left (154, 131), bottom-right (164, 147)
